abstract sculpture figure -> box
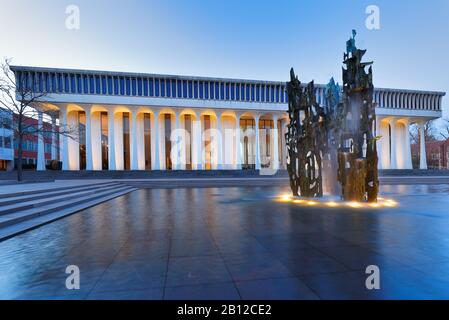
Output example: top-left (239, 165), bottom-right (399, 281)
top-left (285, 30), bottom-right (379, 202)
top-left (286, 70), bottom-right (327, 197)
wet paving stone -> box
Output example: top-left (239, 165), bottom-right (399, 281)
top-left (1, 184), bottom-right (449, 299)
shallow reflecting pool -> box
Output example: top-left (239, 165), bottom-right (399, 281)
top-left (1, 184), bottom-right (449, 299)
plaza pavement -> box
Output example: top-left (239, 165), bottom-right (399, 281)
top-left (0, 184), bottom-right (449, 299)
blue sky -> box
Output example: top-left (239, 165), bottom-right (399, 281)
top-left (1, 0), bottom-right (448, 116)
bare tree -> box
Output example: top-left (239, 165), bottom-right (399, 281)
top-left (410, 120), bottom-right (437, 145)
top-left (439, 118), bottom-right (449, 140)
top-left (0, 58), bottom-right (77, 181)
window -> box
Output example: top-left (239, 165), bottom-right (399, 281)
top-left (160, 79), bottom-right (165, 97)
top-left (209, 82), bottom-right (214, 99)
top-left (4, 136), bottom-right (11, 148)
top-left (149, 78), bottom-right (154, 96)
top-left (114, 77), bottom-right (119, 95)
top-left (251, 84), bottom-right (255, 101)
top-left (95, 76), bottom-right (101, 94)
top-left (155, 79), bottom-right (159, 97)
top-left (231, 83), bottom-right (235, 100)
top-left (143, 78), bottom-right (148, 96)
top-left (56, 74), bottom-right (62, 93)
top-left (83, 76), bottom-right (89, 94)
top-left (102, 76), bottom-right (107, 94)
top-left (220, 83), bottom-right (225, 100)
top-left (44, 73), bottom-right (50, 92)
top-left (51, 74), bottom-right (56, 93)
top-left (177, 80), bottom-right (182, 98)
top-left (38, 73), bottom-right (43, 92)
top-left (215, 82), bottom-right (220, 99)
top-left (194, 81), bottom-right (198, 99)
top-left (256, 84), bottom-right (260, 102)
top-left (261, 85), bottom-right (265, 102)
top-left (204, 81), bottom-right (209, 99)
top-left (70, 74), bottom-right (76, 93)
top-left (119, 77), bottom-right (125, 95)
top-left (171, 79), bottom-right (176, 98)
top-left (275, 86), bottom-right (280, 102)
top-left (64, 74), bottom-right (70, 93)
top-left (137, 78), bottom-right (142, 96)
top-left (108, 77), bottom-right (113, 94)
top-left (166, 79), bottom-right (171, 97)
top-left (125, 77), bottom-right (131, 95)
top-left (77, 75), bottom-right (83, 94)
top-left (131, 78), bottom-right (137, 96)
top-left (199, 81), bottom-right (204, 99)
top-left (225, 83), bottom-right (230, 100)
top-left (182, 80), bottom-right (187, 98)
top-left (188, 81), bottom-right (193, 98)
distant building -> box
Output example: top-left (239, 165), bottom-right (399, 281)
top-left (412, 139), bottom-right (449, 170)
top-left (12, 115), bottom-right (59, 169)
top-left (0, 109), bottom-right (14, 171)
top-left (0, 107), bottom-right (60, 171)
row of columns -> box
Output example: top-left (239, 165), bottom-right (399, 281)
top-left (36, 109), bottom-right (430, 172)
top-left (50, 106), bottom-right (285, 171)
top-left (376, 117), bottom-right (427, 170)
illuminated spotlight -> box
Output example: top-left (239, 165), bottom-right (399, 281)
top-left (347, 201), bottom-right (362, 208)
top-left (293, 199), bottom-right (305, 204)
top-left (326, 201), bottom-right (339, 207)
top-left (369, 203), bottom-right (381, 208)
top-left (279, 195), bottom-right (291, 202)
top-left (383, 201), bottom-right (397, 207)
top-left (307, 201), bottom-right (317, 206)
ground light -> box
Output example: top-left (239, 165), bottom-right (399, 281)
top-left (276, 194), bottom-right (398, 209)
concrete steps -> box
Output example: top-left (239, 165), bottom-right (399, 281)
top-left (0, 182), bottom-right (137, 241)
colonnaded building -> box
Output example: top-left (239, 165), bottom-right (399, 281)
top-left (10, 66), bottom-right (446, 172)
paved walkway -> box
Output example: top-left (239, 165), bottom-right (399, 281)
top-left (1, 184), bottom-right (449, 299)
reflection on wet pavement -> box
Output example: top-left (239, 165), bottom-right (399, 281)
top-left (1, 184), bottom-right (449, 300)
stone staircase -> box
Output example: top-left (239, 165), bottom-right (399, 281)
top-left (0, 181), bottom-right (137, 241)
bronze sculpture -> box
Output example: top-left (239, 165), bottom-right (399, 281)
top-left (286, 30), bottom-right (379, 202)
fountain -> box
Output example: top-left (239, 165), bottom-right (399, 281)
top-left (286, 30), bottom-right (379, 203)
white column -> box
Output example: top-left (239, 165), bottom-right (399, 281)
top-left (51, 116), bottom-right (57, 160)
top-left (255, 114), bottom-right (261, 170)
top-left (235, 113), bottom-right (242, 170)
top-left (60, 107), bottom-right (69, 170)
top-left (281, 119), bottom-right (288, 168)
top-left (85, 107), bottom-right (93, 170)
top-left (173, 111), bottom-right (182, 170)
top-left (419, 120), bottom-right (428, 169)
top-left (404, 119), bottom-right (413, 169)
top-left (36, 111), bottom-right (46, 171)
top-left (152, 111), bottom-right (160, 170)
top-left (130, 110), bottom-right (139, 170)
top-left (194, 112), bottom-right (203, 170)
top-left (216, 112), bottom-right (223, 169)
top-left (389, 119), bottom-right (398, 169)
top-left (375, 116), bottom-right (382, 169)
top-left (108, 108), bottom-right (116, 170)
top-left (272, 114), bottom-right (279, 170)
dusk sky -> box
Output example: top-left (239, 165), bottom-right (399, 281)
top-left (1, 0), bottom-right (448, 117)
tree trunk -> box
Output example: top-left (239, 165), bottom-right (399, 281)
top-left (17, 135), bottom-right (23, 182)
